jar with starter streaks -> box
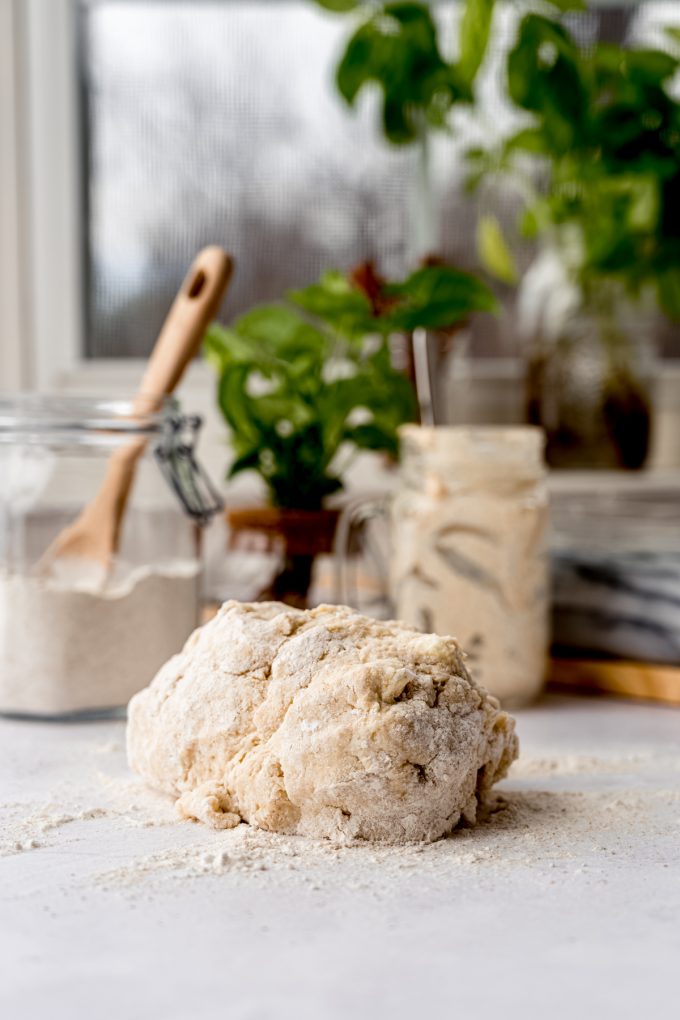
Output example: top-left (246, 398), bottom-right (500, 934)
top-left (390, 426), bottom-right (549, 706)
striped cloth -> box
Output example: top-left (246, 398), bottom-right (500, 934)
top-left (552, 549), bottom-right (680, 665)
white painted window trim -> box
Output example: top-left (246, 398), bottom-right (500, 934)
top-left (4, 0), bottom-right (83, 391)
top-left (0, 0), bottom-right (28, 390)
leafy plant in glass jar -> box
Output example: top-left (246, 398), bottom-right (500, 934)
top-left (313, 0), bottom-right (590, 425)
top-left (205, 262), bottom-right (495, 606)
top-left (466, 9), bottom-right (680, 468)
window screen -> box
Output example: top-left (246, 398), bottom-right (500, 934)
top-left (79, 1), bottom-right (680, 359)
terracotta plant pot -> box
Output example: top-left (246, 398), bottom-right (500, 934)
top-left (226, 506), bottom-right (341, 608)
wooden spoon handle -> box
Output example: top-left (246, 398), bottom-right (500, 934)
top-left (136, 246), bottom-right (233, 410)
top-left (43, 247), bottom-right (233, 576)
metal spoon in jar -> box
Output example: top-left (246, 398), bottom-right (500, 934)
top-left (41, 246), bottom-right (233, 588)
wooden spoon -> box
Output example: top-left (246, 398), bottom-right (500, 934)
top-left (43, 246), bottom-right (233, 585)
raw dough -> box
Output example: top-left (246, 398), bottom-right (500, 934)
top-left (127, 601), bottom-right (518, 843)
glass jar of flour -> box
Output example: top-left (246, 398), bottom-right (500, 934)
top-left (390, 426), bottom-right (549, 706)
top-left (0, 395), bottom-right (222, 718)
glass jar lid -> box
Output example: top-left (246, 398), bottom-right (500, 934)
top-left (0, 394), bottom-right (223, 524)
top-left (0, 394), bottom-right (173, 447)
top-left (399, 425), bottom-right (545, 464)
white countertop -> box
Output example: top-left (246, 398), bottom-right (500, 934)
top-left (1, 694), bottom-right (678, 1020)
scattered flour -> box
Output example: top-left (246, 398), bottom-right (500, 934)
top-left (510, 752), bottom-right (656, 777)
top-left (93, 784), bottom-right (680, 897)
top-left (1, 804), bottom-right (109, 856)
top-left (2, 724), bottom-right (679, 904)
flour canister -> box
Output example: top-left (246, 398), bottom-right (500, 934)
top-left (390, 426), bottom-right (549, 706)
top-left (0, 395), bottom-right (222, 718)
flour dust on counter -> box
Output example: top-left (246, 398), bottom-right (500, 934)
top-left (3, 728), bottom-right (679, 905)
top-left (92, 782), bottom-right (680, 900)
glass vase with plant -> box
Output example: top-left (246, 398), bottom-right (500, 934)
top-left (313, 0), bottom-right (587, 422)
top-left (205, 262), bottom-right (495, 605)
top-left (467, 9), bottom-right (680, 468)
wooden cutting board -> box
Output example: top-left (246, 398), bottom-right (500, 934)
top-left (549, 658), bottom-right (680, 706)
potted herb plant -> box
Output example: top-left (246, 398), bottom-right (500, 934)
top-left (467, 10), bottom-right (680, 468)
top-left (205, 262), bottom-right (495, 606)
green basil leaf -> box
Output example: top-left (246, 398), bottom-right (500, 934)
top-left (288, 272), bottom-right (376, 336)
top-left (504, 127), bottom-right (548, 154)
top-left (343, 422), bottom-right (400, 457)
top-left (476, 215), bottom-right (519, 285)
top-left (336, 23), bottom-right (384, 105)
top-left (227, 448), bottom-right (261, 480)
top-left (507, 14), bottom-right (586, 153)
top-left (519, 206), bottom-right (540, 239)
top-left (658, 268), bottom-right (680, 321)
top-left (624, 48), bottom-right (678, 84)
top-left (218, 364), bottom-right (260, 446)
top-left (336, 3), bottom-right (464, 146)
top-left (204, 324), bottom-right (253, 366)
top-left (313, 0), bottom-right (359, 12)
top-left (458, 0), bottom-right (495, 87)
top-left (234, 305), bottom-right (326, 358)
top-left (384, 264), bottom-right (497, 330)
top-left (382, 94), bottom-right (417, 144)
top-left (545, 0), bottom-right (585, 11)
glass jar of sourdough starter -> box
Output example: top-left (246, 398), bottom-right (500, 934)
top-left (0, 395), bottom-right (222, 718)
top-left (390, 426), bottom-right (549, 706)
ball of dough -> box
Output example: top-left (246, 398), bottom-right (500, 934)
top-left (127, 601), bottom-right (518, 843)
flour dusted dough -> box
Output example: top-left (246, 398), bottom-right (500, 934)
top-left (127, 601), bottom-right (518, 843)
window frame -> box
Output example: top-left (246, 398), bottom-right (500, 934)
top-left (0, 0), bottom-right (28, 390)
top-left (5, 0), bottom-right (83, 391)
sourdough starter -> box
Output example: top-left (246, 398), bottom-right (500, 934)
top-left (0, 561), bottom-right (199, 716)
top-left (390, 427), bottom-right (549, 706)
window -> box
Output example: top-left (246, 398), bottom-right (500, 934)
top-left (77, 0), bottom-right (680, 360)
top-left (2, 0), bottom-right (679, 390)
top-left (80, 1), bottom-right (419, 359)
